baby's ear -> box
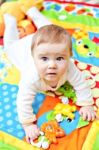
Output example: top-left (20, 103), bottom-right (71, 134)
top-left (70, 48), bottom-right (73, 57)
top-left (69, 43), bottom-right (73, 57)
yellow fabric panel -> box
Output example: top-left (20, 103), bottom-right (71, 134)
top-left (0, 131), bottom-right (40, 150)
top-left (82, 120), bottom-right (99, 150)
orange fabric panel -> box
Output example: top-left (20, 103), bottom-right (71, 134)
top-left (37, 96), bottom-right (61, 118)
top-left (37, 96), bottom-right (92, 150)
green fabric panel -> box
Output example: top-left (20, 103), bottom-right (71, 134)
top-left (0, 140), bottom-right (20, 150)
top-left (42, 10), bottom-right (99, 27)
top-left (92, 133), bottom-right (99, 150)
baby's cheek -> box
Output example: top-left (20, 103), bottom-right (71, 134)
top-left (39, 68), bottom-right (46, 77)
top-left (60, 63), bottom-right (68, 72)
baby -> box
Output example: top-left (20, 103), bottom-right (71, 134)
top-left (4, 7), bottom-right (96, 143)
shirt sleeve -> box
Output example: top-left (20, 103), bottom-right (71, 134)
top-left (5, 34), bottom-right (34, 72)
top-left (16, 68), bottom-right (39, 125)
top-left (67, 60), bottom-right (94, 106)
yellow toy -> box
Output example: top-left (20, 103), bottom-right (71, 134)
top-left (1, 2), bottom-right (25, 22)
top-left (54, 103), bottom-right (77, 120)
top-left (0, 9), bottom-right (4, 37)
top-left (18, 19), bottom-right (36, 38)
top-left (0, 0), bottom-right (43, 37)
top-left (18, 0), bottom-right (43, 13)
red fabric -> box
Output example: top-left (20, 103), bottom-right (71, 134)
top-left (45, 0), bottom-right (99, 7)
top-left (0, 38), bottom-right (3, 45)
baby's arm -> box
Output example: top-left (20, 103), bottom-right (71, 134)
top-left (3, 13), bottom-right (34, 72)
top-left (67, 60), bottom-right (96, 121)
top-left (17, 70), bottom-right (40, 143)
top-left (4, 7), bottom-right (51, 72)
top-left (3, 14), bottom-right (19, 49)
top-left (26, 7), bottom-right (52, 29)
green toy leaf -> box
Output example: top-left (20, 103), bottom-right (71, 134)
top-left (57, 81), bottom-right (76, 103)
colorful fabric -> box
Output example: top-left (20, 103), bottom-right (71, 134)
top-left (42, 0), bottom-right (99, 66)
top-left (0, 0), bottom-right (99, 150)
top-left (0, 131), bottom-right (39, 150)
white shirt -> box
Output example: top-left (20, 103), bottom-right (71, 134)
top-left (5, 34), bottom-right (94, 125)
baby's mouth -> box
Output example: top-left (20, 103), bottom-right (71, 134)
top-left (47, 73), bottom-right (57, 76)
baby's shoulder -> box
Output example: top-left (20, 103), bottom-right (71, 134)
top-left (68, 59), bottom-right (76, 70)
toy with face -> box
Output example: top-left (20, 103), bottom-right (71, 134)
top-left (18, 19), bottom-right (36, 38)
top-left (73, 38), bottom-right (99, 58)
top-left (30, 120), bottom-right (65, 149)
top-left (0, 0), bottom-right (43, 37)
top-left (72, 29), bottom-right (99, 58)
top-left (37, 105), bottom-right (89, 135)
top-left (41, 120), bottom-right (65, 144)
top-left (53, 103), bottom-right (77, 120)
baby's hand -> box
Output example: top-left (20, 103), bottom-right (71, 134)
top-left (23, 124), bottom-right (40, 143)
top-left (79, 106), bottom-right (96, 121)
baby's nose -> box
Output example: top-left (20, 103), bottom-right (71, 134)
top-left (48, 60), bottom-right (57, 69)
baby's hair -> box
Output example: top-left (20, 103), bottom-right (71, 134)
top-left (31, 24), bottom-right (72, 56)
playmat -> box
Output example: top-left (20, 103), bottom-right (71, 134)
top-left (0, 0), bottom-right (99, 150)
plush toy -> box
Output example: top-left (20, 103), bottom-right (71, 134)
top-left (57, 81), bottom-right (77, 103)
top-left (0, 9), bottom-right (4, 37)
top-left (18, 19), bottom-right (36, 38)
top-left (18, 0), bottom-right (43, 13)
top-left (1, 1), bottom-right (25, 22)
top-left (53, 103), bottom-right (77, 120)
top-left (31, 120), bottom-right (65, 149)
top-left (0, 0), bottom-right (43, 37)
top-left (41, 120), bottom-right (65, 144)
top-left (0, 1), bottom-right (25, 37)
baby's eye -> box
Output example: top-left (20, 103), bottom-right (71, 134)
top-left (41, 57), bottom-right (48, 61)
top-left (56, 57), bottom-right (64, 61)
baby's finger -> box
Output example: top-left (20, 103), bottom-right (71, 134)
top-left (26, 136), bottom-right (30, 143)
top-left (87, 112), bottom-right (92, 121)
top-left (82, 112), bottom-right (87, 120)
top-left (91, 112), bottom-right (96, 121)
top-left (30, 130), bottom-right (40, 140)
top-left (35, 129), bottom-right (40, 136)
top-left (29, 133), bottom-right (37, 140)
top-left (79, 109), bottom-right (83, 116)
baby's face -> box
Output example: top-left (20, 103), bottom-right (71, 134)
top-left (33, 43), bottom-right (70, 86)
